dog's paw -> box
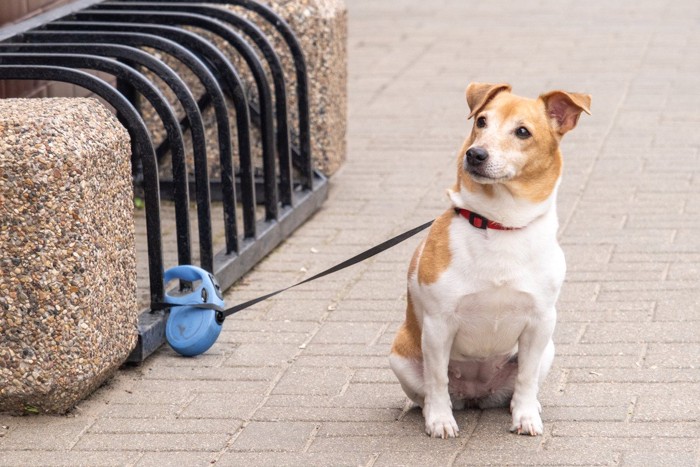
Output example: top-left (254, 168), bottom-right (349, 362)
top-left (424, 408), bottom-right (459, 439)
top-left (509, 402), bottom-right (543, 436)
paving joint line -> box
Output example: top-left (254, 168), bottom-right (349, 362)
top-left (574, 323), bottom-right (588, 344)
top-left (369, 322), bottom-right (390, 347)
top-left (173, 392), bottom-right (198, 419)
top-left (556, 368), bottom-right (570, 395)
top-left (335, 370), bottom-right (355, 398)
top-left (635, 343), bottom-right (649, 369)
top-left (364, 452), bottom-right (381, 467)
top-left (67, 416), bottom-right (99, 451)
top-left (396, 398), bottom-right (415, 422)
top-left (446, 410), bottom-right (482, 467)
top-left (661, 261), bottom-right (672, 280)
top-left (624, 396), bottom-right (638, 423)
top-left (126, 452), bottom-right (145, 467)
top-left (301, 423), bottom-right (321, 453)
top-left (650, 301), bottom-right (660, 322)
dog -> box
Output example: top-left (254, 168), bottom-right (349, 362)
top-left (389, 82), bottom-right (591, 438)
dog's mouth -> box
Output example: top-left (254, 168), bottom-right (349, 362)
top-left (463, 154), bottom-right (514, 184)
top-left (467, 168), bottom-right (512, 184)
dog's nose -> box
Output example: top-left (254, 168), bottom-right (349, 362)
top-left (466, 147), bottom-right (489, 166)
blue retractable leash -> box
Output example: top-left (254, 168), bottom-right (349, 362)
top-left (153, 220), bottom-right (434, 357)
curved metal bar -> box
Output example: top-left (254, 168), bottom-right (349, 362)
top-left (0, 65), bottom-right (165, 303)
top-left (46, 22), bottom-right (258, 241)
top-left (120, 0), bottom-right (314, 190)
top-left (0, 41), bottom-right (239, 258)
top-left (99, 2), bottom-right (294, 207)
top-left (16, 31), bottom-right (241, 253)
top-left (0, 52), bottom-right (200, 270)
top-left (72, 9), bottom-right (281, 220)
top-left (215, 0), bottom-right (314, 191)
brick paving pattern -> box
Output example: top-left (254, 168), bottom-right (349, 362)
top-left (2, 0), bottom-right (699, 465)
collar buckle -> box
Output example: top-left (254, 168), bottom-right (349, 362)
top-left (454, 207), bottom-right (521, 231)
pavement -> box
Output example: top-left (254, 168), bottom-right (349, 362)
top-left (2, 0), bottom-right (700, 465)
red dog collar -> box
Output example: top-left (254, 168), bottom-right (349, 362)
top-left (454, 208), bottom-right (521, 231)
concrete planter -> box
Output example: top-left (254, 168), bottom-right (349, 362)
top-left (0, 98), bottom-right (137, 414)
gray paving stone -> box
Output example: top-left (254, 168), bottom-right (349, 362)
top-left (645, 343), bottom-right (700, 369)
top-left (218, 329), bottom-right (311, 345)
top-left (453, 449), bottom-right (618, 466)
top-left (88, 418), bottom-right (241, 435)
top-left (621, 450), bottom-right (697, 467)
top-left (98, 403), bottom-right (183, 420)
top-left (253, 406), bottom-right (401, 423)
top-left (373, 451), bottom-right (459, 467)
top-left (272, 366), bottom-right (353, 396)
top-left (293, 355), bottom-right (389, 368)
top-left (126, 379), bottom-right (270, 395)
top-left (230, 421), bottom-right (317, 452)
top-left (352, 368), bottom-right (397, 383)
top-left (633, 390), bottom-right (700, 422)
top-left (302, 343), bottom-right (390, 357)
top-left (73, 433), bottom-right (230, 452)
top-left (558, 282), bottom-right (601, 303)
top-left (264, 300), bottom-right (331, 322)
top-left (222, 343), bottom-right (301, 368)
top-left (555, 355), bottom-right (640, 369)
top-left (135, 452), bottom-right (215, 467)
top-left (0, 416), bottom-right (90, 450)
top-left (555, 342), bottom-right (643, 357)
top-left (310, 321), bottom-right (388, 345)
top-left (558, 308), bottom-right (653, 323)
top-left (581, 322), bottom-right (699, 344)
top-left (545, 436), bottom-right (694, 452)
top-left (140, 364), bottom-right (280, 382)
top-left (317, 420), bottom-right (430, 438)
top-left (0, 451), bottom-right (140, 467)
top-left (568, 368), bottom-right (700, 383)
top-left (215, 451), bottom-right (373, 467)
top-left (654, 299), bottom-right (700, 321)
top-left (544, 406), bottom-right (628, 422)
top-left (561, 301), bottom-right (656, 313)
top-left (308, 434), bottom-right (461, 453)
top-left (551, 421), bottom-right (700, 438)
top-left (179, 388), bottom-right (265, 418)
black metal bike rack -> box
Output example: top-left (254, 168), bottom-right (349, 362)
top-left (0, 0), bottom-right (328, 361)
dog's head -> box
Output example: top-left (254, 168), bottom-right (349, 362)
top-left (457, 82), bottom-right (591, 204)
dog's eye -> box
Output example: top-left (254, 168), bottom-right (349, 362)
top-left (476, 116), bottom-right (487, 128)
top-left (515, 126), bottom-right (531, 139)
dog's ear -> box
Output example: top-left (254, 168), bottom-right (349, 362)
top-left (540, 90), bottom-right (591, 135)
top-left (466, 82), bottom-right (512, 119)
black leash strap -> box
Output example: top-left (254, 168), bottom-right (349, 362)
top-left (153, 219), bottom-right (434, 319)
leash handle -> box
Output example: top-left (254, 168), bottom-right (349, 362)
top-left (152, 220), bottom-right (434, 318)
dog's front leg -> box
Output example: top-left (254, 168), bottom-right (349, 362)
top-left (510, 315), bottom-right (555, 436)
top-left (422, 314), bottom-right (459, 438)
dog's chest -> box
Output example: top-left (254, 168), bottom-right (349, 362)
top-left (445, 222), bottom-right (561, 358)
top-left (451, 286), bottom-right (534, 359)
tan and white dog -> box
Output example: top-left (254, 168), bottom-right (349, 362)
top-left (390, 82), bottom-right (591, 438)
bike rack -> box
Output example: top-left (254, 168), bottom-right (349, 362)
top-left (0, 0), bottom-right (328, 361)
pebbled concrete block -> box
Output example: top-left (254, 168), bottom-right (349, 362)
top-left (0, 98), bottom-right (136, 414)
